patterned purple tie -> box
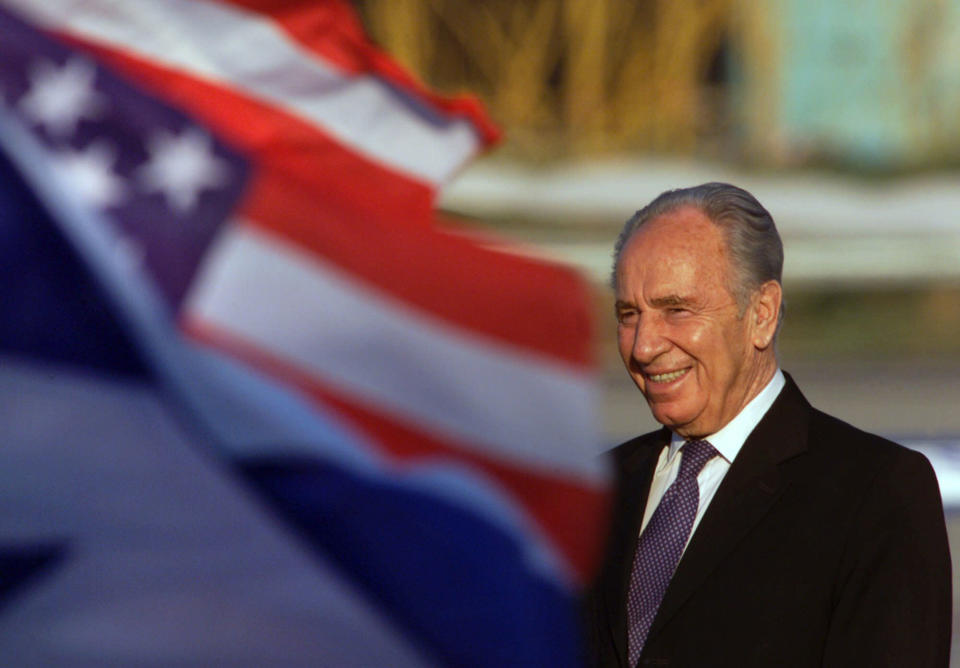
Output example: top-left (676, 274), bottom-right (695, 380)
top-left (627, 439), bottom-right (718, 665)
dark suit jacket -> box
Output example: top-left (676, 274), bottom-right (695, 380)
top-left (586, 373), bottom-right (952, 667)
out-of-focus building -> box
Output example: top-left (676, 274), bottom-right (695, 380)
top-left (355, 0), bottom-right (960, 169)
top-left (740, 0), bottom-right (960, 168)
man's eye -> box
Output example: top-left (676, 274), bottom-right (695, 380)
top-left (617, 310), bottom-right (637, 324)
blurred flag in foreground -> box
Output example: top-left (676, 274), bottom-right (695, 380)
top-left (0, 1), bottom-right (608, 666)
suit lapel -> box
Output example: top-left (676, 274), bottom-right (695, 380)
top-left (647, 374), bottom-right (811, 642)
top-left (602, 428), bottom-right (669, 667)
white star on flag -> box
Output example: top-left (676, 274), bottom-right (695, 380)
top-left (53, 141), bottom-right (126, 210)
top-left (19, 56), bottom-right (105, 138)
top-left (136, 127), bottom-right (230, 213)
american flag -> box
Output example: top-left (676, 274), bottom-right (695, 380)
top-left (0, 7), bottom-right (250, 308)
top-left (0, 1), bottom-right (609, 665)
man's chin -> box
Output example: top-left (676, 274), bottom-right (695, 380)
top-left (648, 399), bottom-right (712, 436)
top-left (648, 405), bottom-right (693, 434)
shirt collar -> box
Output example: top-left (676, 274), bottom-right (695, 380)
top-left (667, 369), bottom-right (785, 464)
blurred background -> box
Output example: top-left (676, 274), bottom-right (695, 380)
top-left (353, 0), bottom-right (960, 657)
top-left (0, 1), bottom-right (955, 662)
top-left (350, 0), bottom-right (960, 434)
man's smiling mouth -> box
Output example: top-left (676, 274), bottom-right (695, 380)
top-left (646, 368), bottom-right (690, 383)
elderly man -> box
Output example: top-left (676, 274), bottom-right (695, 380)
top-left (587, 183), bottom-right (952, 667)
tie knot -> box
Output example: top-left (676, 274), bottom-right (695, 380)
top-left (678, 439), bottom-right (718, 479)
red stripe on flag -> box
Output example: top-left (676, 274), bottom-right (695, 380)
top-left (211, 0), bottom-right (501, 146)
top-left (241, 174), bottom-right (594, 369)
top-left (182, 317), bottom-right (609, 581)
top-left (55, 33), bottom-right (438, 225)
top-left (45, 18), bottom-right (593, 368)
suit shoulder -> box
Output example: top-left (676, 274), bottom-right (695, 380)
top-left (806, 406), bottom-right (888, 455)
top-left (804, 406), bottom-right (938, 487)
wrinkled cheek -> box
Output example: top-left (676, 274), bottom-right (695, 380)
top-left (686, 326), bottom-right (709, 347)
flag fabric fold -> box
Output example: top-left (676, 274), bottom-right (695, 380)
top-left (0, 1), bottom-right (609, 665)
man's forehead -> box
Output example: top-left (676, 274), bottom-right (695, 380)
top-left (621, 210), bottom-right (727, 271)
top-left (615, 251), bottom-right (700, 297)
top-left (616, 212), bottom-right (732, 300)
top-left (615, 289), bottom-right (700, 308)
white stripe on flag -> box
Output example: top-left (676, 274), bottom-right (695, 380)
top-left (4, 0), bottom-right (479, 185)
top-left (0, 107), bottom-right (574, 589)
top-left (185, 223), bottom-right (606, 483)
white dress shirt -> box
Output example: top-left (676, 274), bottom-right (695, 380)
top-left (638, 369), bottom-right (786, 553)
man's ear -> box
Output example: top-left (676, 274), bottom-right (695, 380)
top-left (751, 280), bottom-right (782, 350)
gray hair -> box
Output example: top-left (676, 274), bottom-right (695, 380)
top-left (612, 182), bottom-right (784, 326)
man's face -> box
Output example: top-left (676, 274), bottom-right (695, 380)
top-left (614, 206), bottom-right (768, 438)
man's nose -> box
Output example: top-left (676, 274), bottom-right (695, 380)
top-left (631, 314), bottom-right (670, 364)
